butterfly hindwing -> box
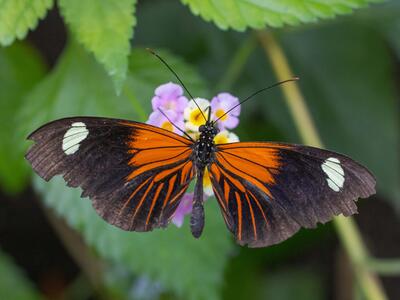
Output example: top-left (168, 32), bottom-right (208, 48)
top-left (210, 142), bottom-right (376, 247)
top-left (26, 117), bottom-right (195, 231)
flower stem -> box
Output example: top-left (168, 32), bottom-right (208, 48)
top-left (257, 30), bottom-right (387, 300)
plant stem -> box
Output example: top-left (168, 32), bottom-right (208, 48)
top-left (366, 258), bottom-right (400, 275)
top-left (214, 34), bottom-right (257, 92)
top-left (122, 84), bottom-right (147, 122)
top-left (257, 30), bottom-right (387, 300)
top-left (40, 204), bottom-right (110, 299)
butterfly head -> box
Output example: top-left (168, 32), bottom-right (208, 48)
top-left (198, 122), bottom-right (218, 137)
top-left (197, 106), bottom-right (219, 139)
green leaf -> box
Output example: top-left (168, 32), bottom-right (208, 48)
top-left (58, 0), bottom-right (137, 94)
top-left (181, 0), bottom-right (383, 31)
top-left (0, 249), bottom-right (43, 300)
top-left (0, 0), bottom-right (53, 46)
top-left (22, 41), bottom-right (232, 300)
top-left (0, 43), bottom-right (46, 194)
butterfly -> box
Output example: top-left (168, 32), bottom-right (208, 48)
top-left (25, 51), bottom-right (375, 248)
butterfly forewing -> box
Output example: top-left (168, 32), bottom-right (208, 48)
top-left (26, 117), bottom-right (195, 231)
top-left (210, 142), bottom-right (376, 247)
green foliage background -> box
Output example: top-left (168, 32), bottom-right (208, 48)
top-left (0, 0), bottom-right (399, 299)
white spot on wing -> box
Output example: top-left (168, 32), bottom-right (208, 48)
top-left (327, 178), bottom-right (340, 192)
top-left (62, 122), bottom-right (89, 155)
top-left (322, 157), bottom-right (345, 192)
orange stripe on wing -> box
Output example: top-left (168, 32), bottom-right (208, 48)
top-left (130, 180), bottom-right (155, 228)
top-left (145, 183), bottom-right (164, 229)
top-left (244, 193), bottom-right (257, 240)
top-left (223, 180), bottom-right (230, 206)
top-left (208, 165), bottom-right (227, 211)
top-left (119, 121), bottom-right (192, 146)
top-left (216, 165), bottom-right (245, 193)
top-left (217, 154), bottom-right (273, 198)
top-left (217, 142), bottom-right (292, 150)
top-left (130, 147), bottom-right (190, 167)
top-left (235, 192), bottom-right (242, 241)
top-left (118, 177), bottom-right (152, 218)
top-left (210, 181), bottom-right (227, 211)
top-left (248, 190), bottom-right (268, 226)
top-left (212, 184), bottom-right (231, 228)
top-left (154, 163), bottom-right (185, 182)
top-left (210, 164), bottom-right (221, 181)
top-left (180, 161), bottom-right (194, 184)
top-left (127, 150), bottom-right (190, 180)
top-left (169, 186), bottom-right (188, 205)
top-left (163, 175), bottom-right (177, 209)
top-left (218, 151), bottom-right (277, 184)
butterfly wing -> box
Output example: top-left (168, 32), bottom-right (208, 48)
top-left (26, 117), bottom-right (195, 231)
top-left (209, 142), bottom-right (376, 247)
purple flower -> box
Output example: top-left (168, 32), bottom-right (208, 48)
top-left (152, 82), bottom-right (188, 113)
top-left (146, 109), bottom-right (184, 135)
top-left (172, 193), bottom-right (194, 227)
top-left (211, 93), bottom-right (240, 130)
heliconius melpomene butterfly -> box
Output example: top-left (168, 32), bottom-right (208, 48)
top-left (25, 52), bottom-right (375, 248)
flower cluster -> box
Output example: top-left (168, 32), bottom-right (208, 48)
top-left (146, 82), bottom-right (241, 227)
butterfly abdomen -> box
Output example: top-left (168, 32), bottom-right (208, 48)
top-left (191, 200), bottom-right (204, 238)
top-left (190, 169), bottom-right (205, 238)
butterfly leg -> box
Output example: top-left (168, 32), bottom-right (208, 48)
top-left (190, 169), bottom-right (205, 238)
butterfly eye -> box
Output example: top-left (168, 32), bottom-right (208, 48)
top-left (199, 125), bottom-right (205, 132)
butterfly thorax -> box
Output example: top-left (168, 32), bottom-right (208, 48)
top-left (194, 122), bottom-right (218, 169)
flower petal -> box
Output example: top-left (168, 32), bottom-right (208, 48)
top-left (211, 93), bottom-right (240, 130)
top-left (151, 96), bottom-right (164, 112)
top-left (214, 130), bottom-right (240, 144)
top-left (203, 168), bottom-right (214, 197)
top-left (176, 96), bottom-right (189, 112)
top-left (155, 82), bottom-right (183, 99)
top-left (146, 109), bottom-right (185, 135)
top-left (172, 193), bottom-right (193, 227)
top-left (147, 110), bottom-right (164, 127)
top-left (211, 93), bottom-right (240, 117)
top-left (220, 115), bottom-right (239, 130)
top-left (184, 98), bottom-right (210, 132)
top-left (152, 82), bottom-right (188, 112)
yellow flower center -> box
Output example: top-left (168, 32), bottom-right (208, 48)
top-left (203, 168), bottom-right (212, 188)
top-left (215, 108), bottom-right (227, 121)
top-left (189, 109), bottom-right (206, 126)
top-left (161, 121), bottom-right (174, 132)
top-left (214, 133), bottom-right (228, 144)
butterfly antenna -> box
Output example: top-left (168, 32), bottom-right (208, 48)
top-left (157, 108), bottom-right (195, 142)
top-left (206, 106), bottom-right (212, 122)
top-left (146, 48), bottom-right (207, 122)
top-left (213, 77), bottom-right (299, 124)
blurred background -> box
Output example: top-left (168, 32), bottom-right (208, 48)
top-left (0, 0), bottom-right (399, 299)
